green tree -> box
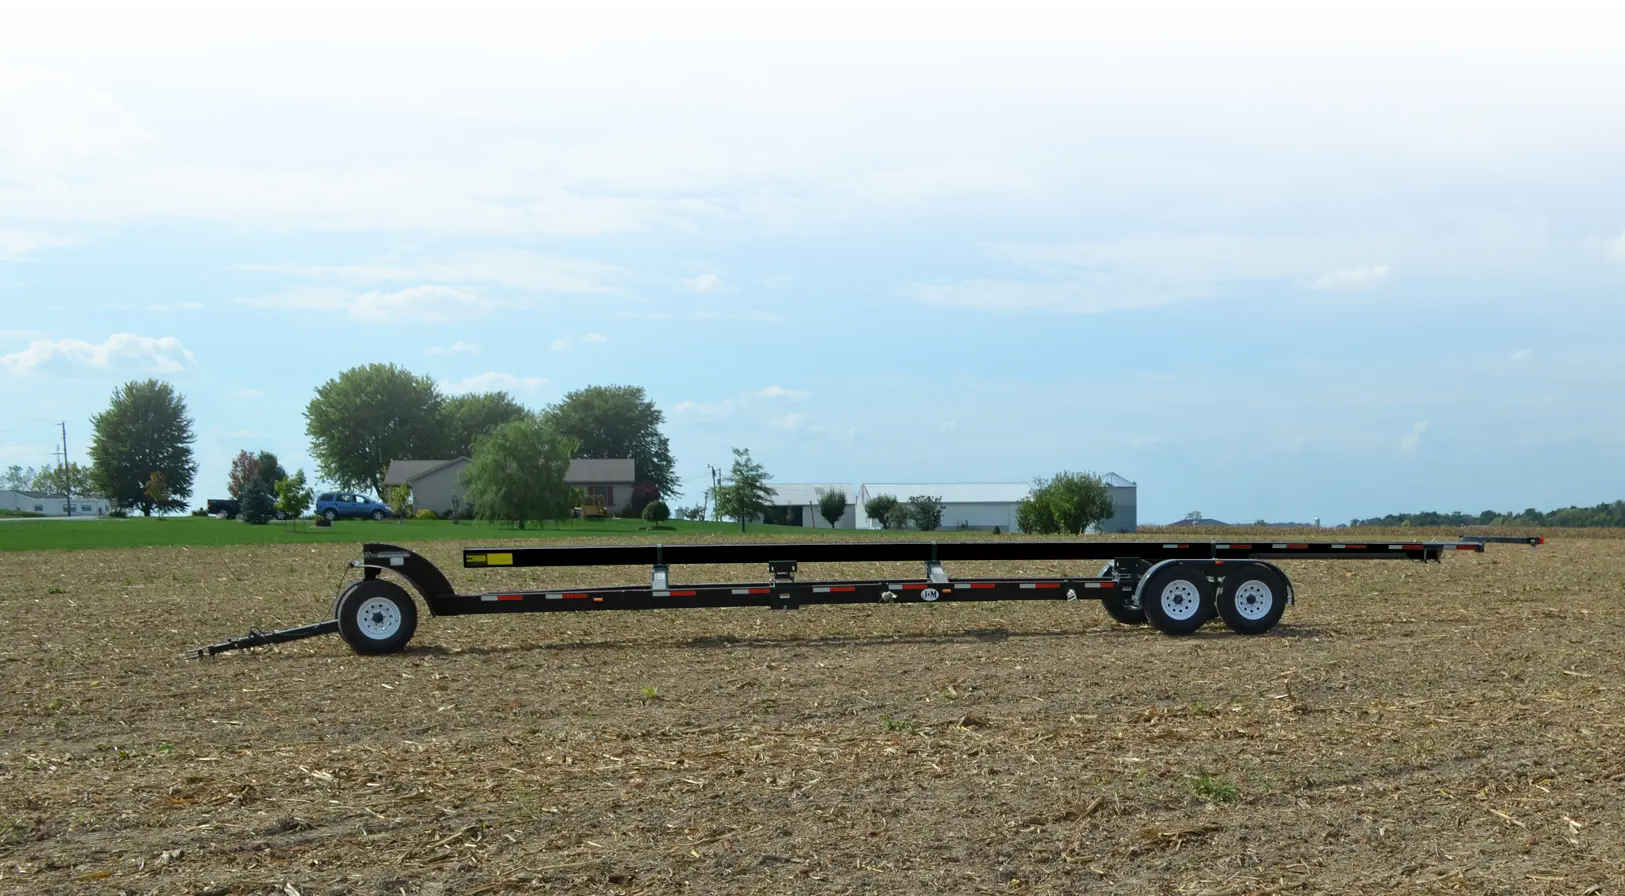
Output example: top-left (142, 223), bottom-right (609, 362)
top-left (713, 448), bottom-right (775, 533)
top-left (907, 495), bottom-right (945, 532)
top-left (89, 379), bottom-right (198, 515)
top-left (884, 503), bottom-right (911, 530)
top-left (443, 391), bottom-right (530, 457)
top-left (252, 451), bottom-right (287, 493)
top-left (865, 494), bottom-right (900, 529)
top-left (543, 385), bottom-right (677, 497)
top-left (387, 484), bottom-right (413, 521)
top-left (463, 417), bottom-right (580, 529)
top-left (24, 462), bottom-right (101, 498)
top-left (238, 484), bottom-right (275, 525)
top-left (1044, 471), bottom-right (1115, 534)
top-left (819, 489), bottom-right (848, 528)
top-left (305, 363), bottom-right (449, 495)
top-left (144, 471), bottom-right (172, 512)
top-left (1, 465), bottom-right (25, 491)
top-left (1016, 492), bottom-right (1058, 534)
top-left (641, 499), bottom-right (671, 526)
top-left (274, 469), bottom-right (314, 519)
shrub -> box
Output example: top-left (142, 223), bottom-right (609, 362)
top-left (415, 508), bottom-right (439, 520)
top-left (108, 508), bottom-right (129, 519)
top-left (642, 500), bottom-right (671, 525)
top-left (238, 486), bottom-right (276, 525)
top-left (626, 482), bottom-right (661, 517)
top-left (190, 507), bottom-right (209, 516)
top-left (907, 495), bottom-right (945, 532)
top-left (865, 494), bottom-right (900, 529)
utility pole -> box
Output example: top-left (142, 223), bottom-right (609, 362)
top-left (59, 422), bottom-right (72, 516)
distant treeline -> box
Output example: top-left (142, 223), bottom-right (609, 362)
top-left (1352, 501), bottom-right (1625, 528)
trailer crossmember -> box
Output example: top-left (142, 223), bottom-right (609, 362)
top-left (189, 535), bottom-right (1543, 657)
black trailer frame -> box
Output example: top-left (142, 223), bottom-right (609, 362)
top-left (191, 534), bottom-right (1544, 657)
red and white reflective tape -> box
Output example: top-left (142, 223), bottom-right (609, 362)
top-left (1082, 582), bottom-right (1116, 589)
top-left (480, 593), bottom-right (525, 602)
top-left (652, 590), bottom-right (698, 597)
top-left (731, 587), bottom-right (771, 595)
top-left (812, 586), bottom-right (857, 593)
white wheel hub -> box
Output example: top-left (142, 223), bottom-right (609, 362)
top-left (1158, 579), bottom-right (1202, 621)
top-left (1231, 579), bottom-right (1274, 620)
top-left (354, 596), bottom-right (402, 640)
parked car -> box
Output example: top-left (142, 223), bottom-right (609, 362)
top-left (205, 498), bottom-right (287, 520)
top-left (314, 492), bottom-right (393, 521)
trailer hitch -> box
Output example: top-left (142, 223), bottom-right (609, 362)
top-left (187, 619), bottom-right (339, 658)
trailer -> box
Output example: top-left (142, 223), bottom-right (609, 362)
top-left (189, 534), bottom-right (1544, 657)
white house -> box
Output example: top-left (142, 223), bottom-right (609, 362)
top-left (857, 482), bottom-right (1028, 531)
top-left (0, 490), bottom-right (112, 517)
top-left (856, 473), bottom-right (1138, 533)
top-left (762, 483), bottom-right (858, 528)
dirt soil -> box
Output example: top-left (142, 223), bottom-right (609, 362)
top-left (2, 533), bottom-right (1623, 895)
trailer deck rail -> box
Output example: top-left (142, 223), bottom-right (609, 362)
top-left (191, 535), bottom-right (1543, 657)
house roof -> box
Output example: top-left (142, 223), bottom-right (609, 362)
top-left (383, 458), bottom-right (469, 486)
top-left (766, 483), bottom-right (855, 506)
top-left (858, 482), bottom-right (1032, 504)
top-left (568, 458), bottom-right (635, 483)
top-left (383, 457), bottom-right (637, 485)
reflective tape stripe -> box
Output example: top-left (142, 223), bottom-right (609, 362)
top-left (812, 586), bottom-right (856, 593)
top-left (731, 587), bottom-right (771, 595)
top-left (1083, 582), bottom-right (1115, 589)
top-left (963, 583), bottom-right (995, 589)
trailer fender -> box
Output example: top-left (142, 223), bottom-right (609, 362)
top-left (357, 544), bottom-right (459, 615)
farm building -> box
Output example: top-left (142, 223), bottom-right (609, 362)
top-left (383, 457), bottom-right (637, 517)
top-left (760, 483), bottom-right (858, 528)
top-left (0, 490), bottom-right (111, 517)
top-left (855, 473), bottom-right (1138, 533)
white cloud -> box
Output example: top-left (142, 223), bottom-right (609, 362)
top-left (1510, 348), bottom-right (1532, 361)
top-left (854, 163), bottom-right (1035, 205)
top-left (439, 371), bottom-right (549, 395)
top-left (1400, 421), bottom-right (1429, 456)
top-left (671, 398), bottom-right (734, 421)
top-left (427, 340), bottom-right (481, 355)
top-left (238, 249), bottom-right (627, 294)
top-left (0, 333), bottom-right (196, 376)
top-left (903, 214), bottom-right (1547, 315)
top-left (683, 273), bottom-right (723, 292)
top-left (770, 412), bottom-right (809, 431)
top-left (352, 285), bottom-right (491, 323)
top-left (0, 229), bottom-right (76, 261)
top-left (1308, 265), bottom-right (1390, 291)
top-left (753, 386), bottom-right (808, 400)
top-left (550, 339), bottom-right (571, 351)
top-left (236, 284), bottom-right (492, 323)
top-left (0, 64), bottom-right (155, 175)
top-left (579, 332), bottom-right (608, 344)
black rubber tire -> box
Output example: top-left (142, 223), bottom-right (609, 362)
top-left (1139, 564), bottom-right (1215, 636)
top-left (371, 509), bottom-right (386, 521)
top-left (1216, 564), bottom-right (1289, 635)
top-left (335, 579), bottom-right (418, 655)
top-left (323, 508), bottom-right (338, 521)
top-left (1096, 563), bottom-right (1147, 625)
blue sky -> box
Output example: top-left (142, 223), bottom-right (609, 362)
top-left (2, 1), bottom-right (1623, 524)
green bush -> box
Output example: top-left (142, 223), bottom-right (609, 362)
top-left (907, 495), bottom-right (945, 532)
top-left (238, 486), bottom-right (275, 525)
top-left (108, 508), bottom-right (129, 519)
top-left (415, 508), bottom-right (439, 520)
top-left (642, 500), bottom-right (671, 525)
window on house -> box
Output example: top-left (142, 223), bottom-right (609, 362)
top-left (34, 505), bottom-right (44, 512)
top-left (586, 485), bottom-right (612, 505)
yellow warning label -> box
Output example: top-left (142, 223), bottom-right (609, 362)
top-left (486, 552), bottom-right (513, 566)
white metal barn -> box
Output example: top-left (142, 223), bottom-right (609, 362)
top-left (762, 483), bottom-right (858, 528)
top-left (856, 482), bottom-right (1029, 531)
top-left (0, 490), bottom-right (111, 517)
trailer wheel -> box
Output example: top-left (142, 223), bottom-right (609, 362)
top-left (335, 580), bottom-right (417, 655)
top-left (1096, 563), bottom-right (1147, 625)
top-left (1139, 564), bottom-right (1214, 636)
top-left (1217, 565), bottom-right (1288, 635)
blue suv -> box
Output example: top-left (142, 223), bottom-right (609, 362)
top-left (315, 492), bottom-right (393, 521)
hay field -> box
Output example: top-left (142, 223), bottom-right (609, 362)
top-left (2, 533), bottom-right (1623, 894)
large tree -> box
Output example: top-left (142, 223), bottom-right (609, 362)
top-left (443, 391), bottom-right (530, 457)
top-left (3, 463), bottom-right (101, 498)
top-left (543, 385), bottom-right (677, 497)
top-left (1018, 471), bottom-right (1114, 534)
top-left (305, 363), bottom-right (449, 496)
top-left (88, 379), bottom-right (198, 515)
top-left (462, 416), bottom-right (579, 529)
top-left (713, 447), bottom-right (775, 533)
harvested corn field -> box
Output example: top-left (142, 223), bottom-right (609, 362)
top-left (2, 533), bottom-right (1623, 894)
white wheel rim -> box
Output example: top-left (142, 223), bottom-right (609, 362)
top-left (1158, 579), bottom-right (1202, 621)
top-left (355, 596), bottom-right (402, 640)
top-left (1231, 579), bottom-right (1274, 621)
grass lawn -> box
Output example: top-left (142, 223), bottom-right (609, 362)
top-left (0, 515), bottom-right (831, 552)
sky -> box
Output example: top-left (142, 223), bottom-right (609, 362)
top-left (2, 0), bottom-right (1623, 525)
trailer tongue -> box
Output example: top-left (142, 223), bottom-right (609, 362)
top-left (190, 535), bottom-right (1543, 657)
